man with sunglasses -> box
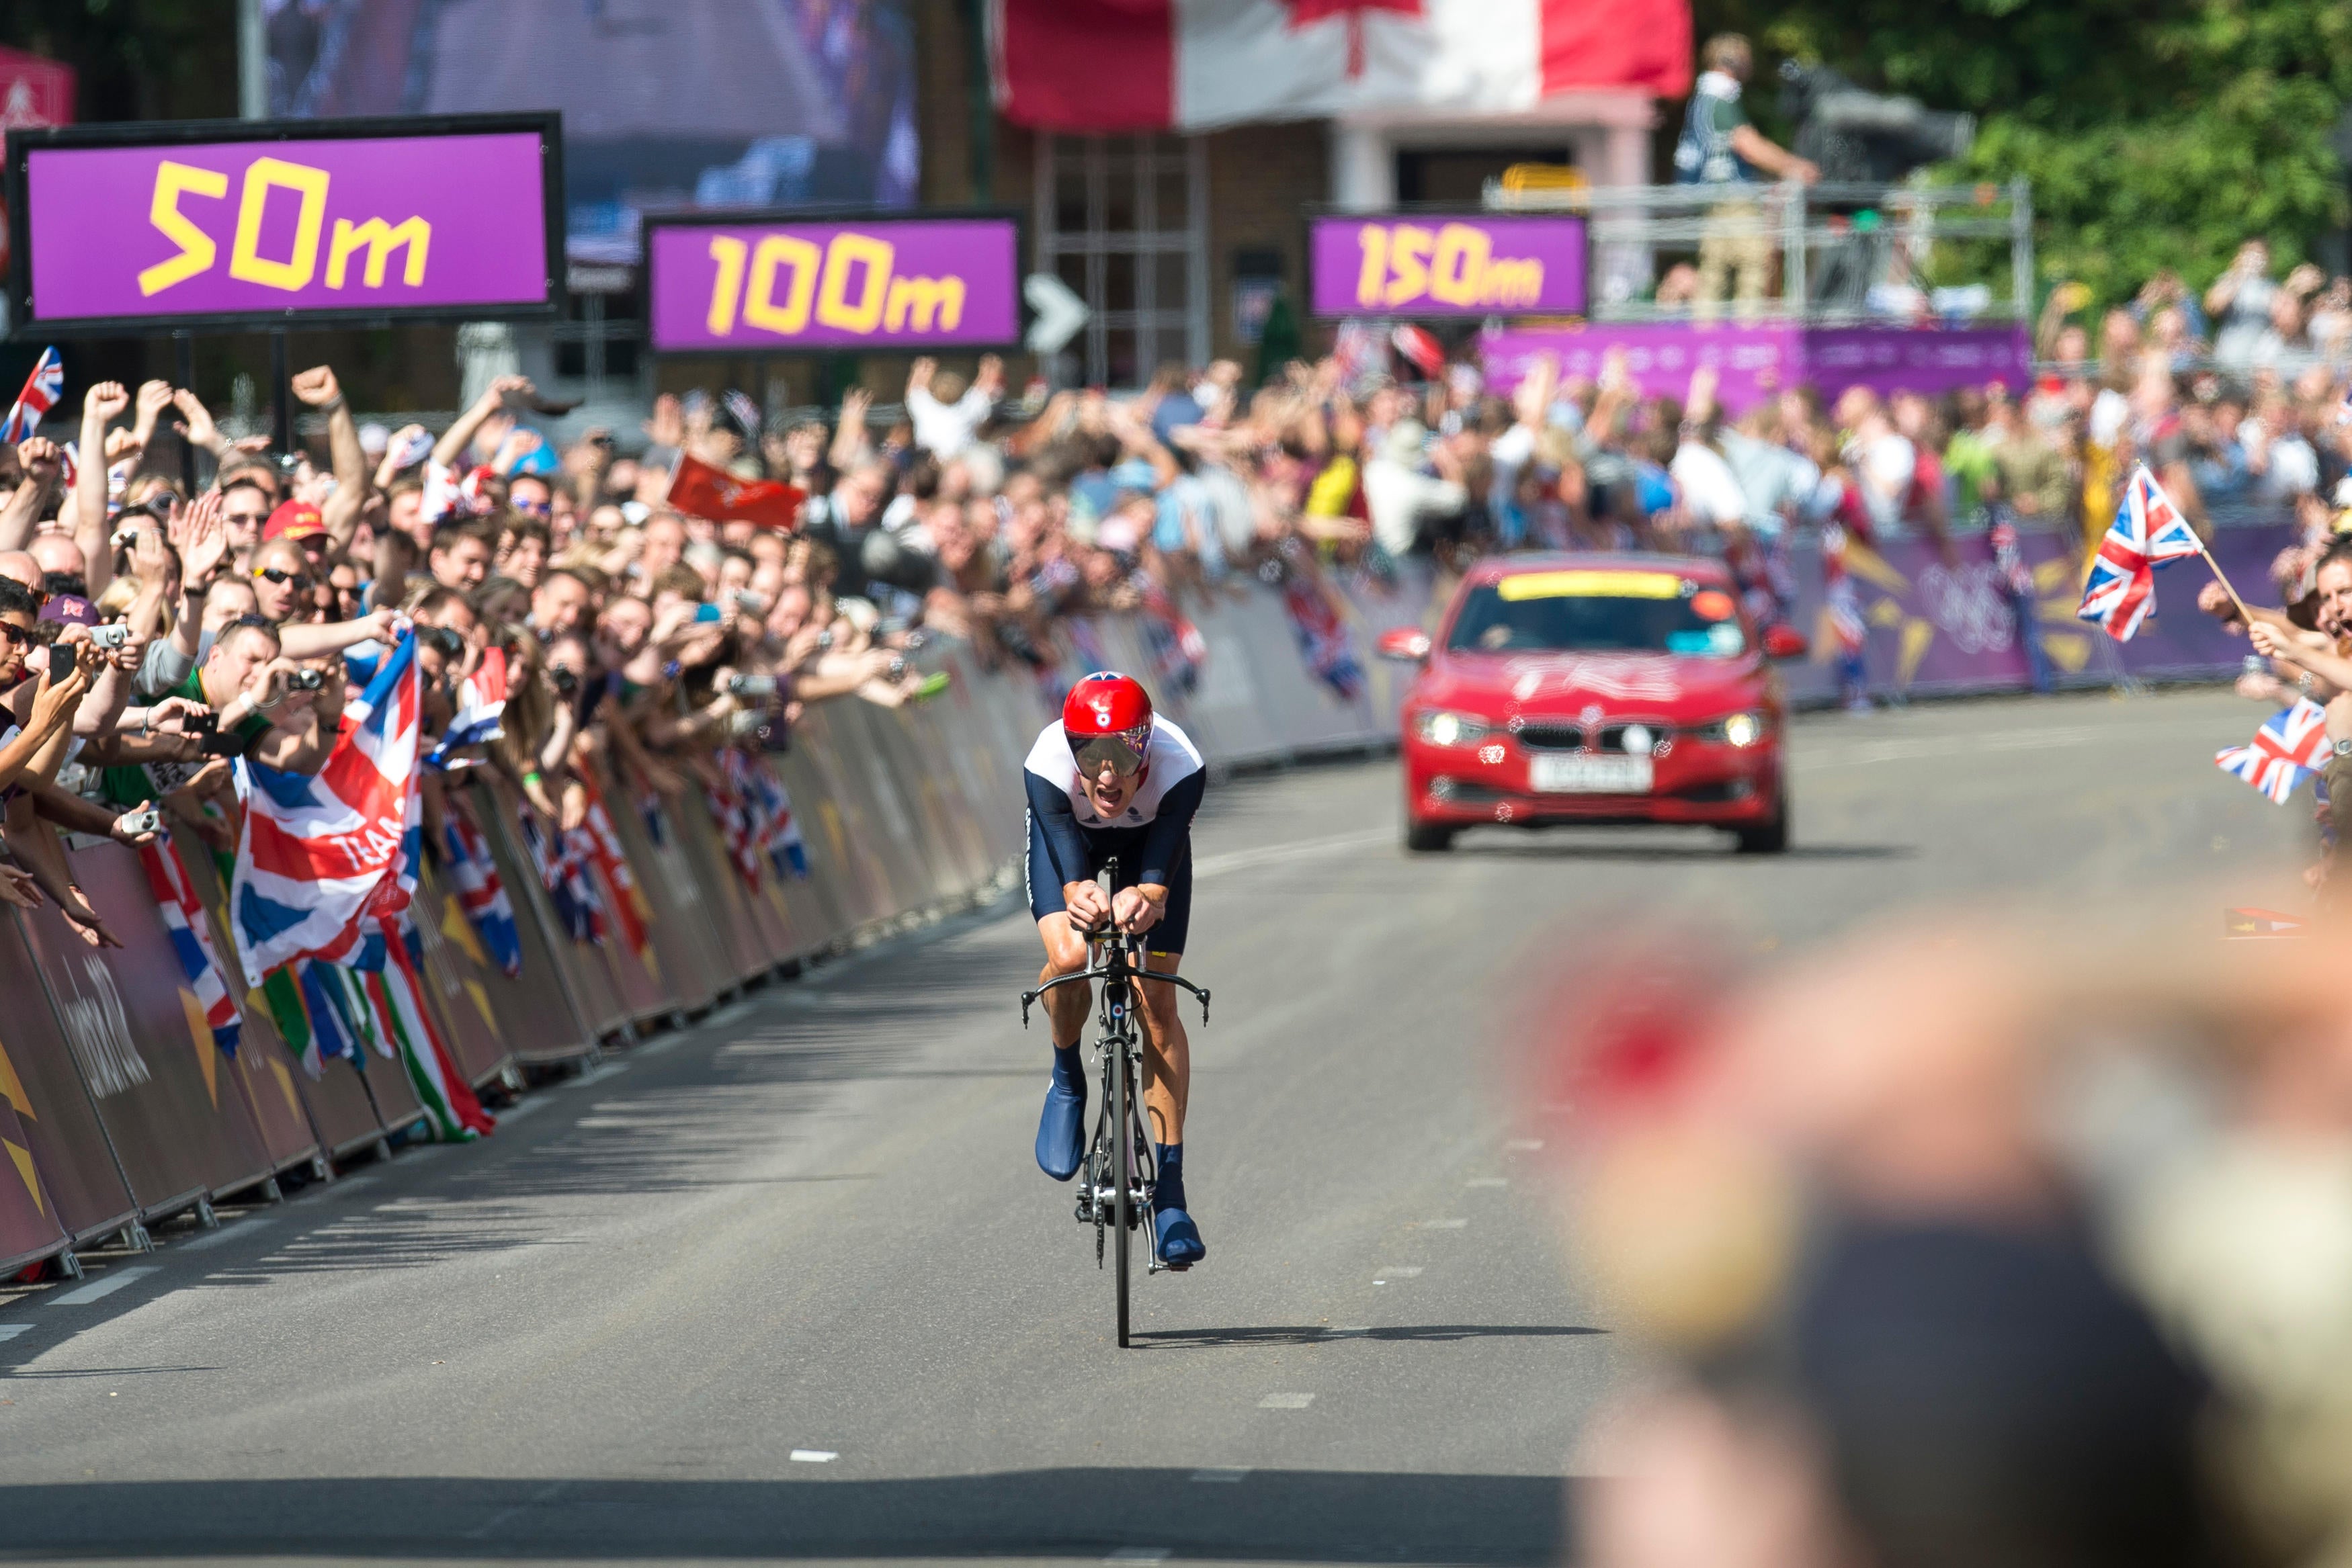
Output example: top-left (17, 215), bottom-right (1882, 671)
top-left (1023, 671), bottom-right (1208, 1268)
top-left (248, 537), bottom-right (317, 623)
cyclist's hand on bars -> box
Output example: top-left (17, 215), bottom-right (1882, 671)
top-left (1112, 885), bottom-right (1164, 935)
top-left (1064, 878), bottom-right (1111, 930)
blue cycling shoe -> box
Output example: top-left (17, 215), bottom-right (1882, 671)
top-left (1152, 1143), bottom-right (1206, 1268)
top-left (1036, 1045), bottom-right (1087, 1181)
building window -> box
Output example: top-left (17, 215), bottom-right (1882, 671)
top-left (549, 288), bottom-right (642, 398)
top-left (1034, 132), bottom-right (1208, 388)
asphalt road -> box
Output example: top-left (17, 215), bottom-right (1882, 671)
top-left (0, 690), bottom-right (2312, 1567)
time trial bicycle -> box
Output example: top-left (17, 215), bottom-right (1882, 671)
top-left (1021, 860), bottom-right (1210, 1348)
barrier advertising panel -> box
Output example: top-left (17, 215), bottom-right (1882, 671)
top-left (0, 913), bottom-right (138, 1246)
top-left (6, 113), bottom-right (560, 335)
top-left (646, 212), bottom-right (1021, 352)
top-left (19, 843), bottom-right (274, 1217)
top-left (1308, 213), bottom-right (1588, 319)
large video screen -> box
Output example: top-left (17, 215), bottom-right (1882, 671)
top-left (264, 0), bottom-right (919, 264)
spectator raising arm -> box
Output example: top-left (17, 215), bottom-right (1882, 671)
top-left (292, 364), bottom-right (373, 554)
top-left (74, 381), bottom-right (130, 599)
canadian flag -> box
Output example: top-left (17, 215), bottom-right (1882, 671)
top-left (991, 0), bottom-right (1691, 133)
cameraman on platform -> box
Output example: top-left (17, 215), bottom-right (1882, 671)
top-left (1675, 33), bottom-right (1818, 323)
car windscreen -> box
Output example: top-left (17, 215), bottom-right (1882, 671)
top-left (1445, 570), bottom-right (1749, 657)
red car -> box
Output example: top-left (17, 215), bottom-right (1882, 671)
top-left (1378, 554), bottom-right (1806, 855)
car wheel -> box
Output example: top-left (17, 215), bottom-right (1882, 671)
top-left (1405, 821), bottom-right (1457, 854)
top-left (1733, 795), bottom-right (1789, 855)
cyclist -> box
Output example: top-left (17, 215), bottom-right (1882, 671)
top-left (1026, 671), bottom-right (1207, 1268)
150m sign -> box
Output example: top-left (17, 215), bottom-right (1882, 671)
top-left (8, 118), bottom-right (556, 332)
top-left (1307, 214), bottom-right (1588, 320)
top-left (648, 216), bottom-right (1021, 353)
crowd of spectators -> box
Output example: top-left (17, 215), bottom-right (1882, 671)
top-left (4, 278), bottom-right (2349, 947)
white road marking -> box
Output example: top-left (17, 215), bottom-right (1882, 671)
top-left (789, 1450), bottom-right (838, 1463)
top-left (0, 1323), bottom-right (34, 1342)
top-left (1413, 1219), bottom-right (1468, 1230)
top-left (632, 1031), bottom-right (689, 1058)
top-left (496, 1096), bottom-right (550, 1123)
top-left (1190, 1467), bottom-right (1250, 1483)
top-left (1466, 1177), bottom-right (1507, 1188)
top-left (1106, 1551), bottom-right (1172, 1563)
top-left (47, 1266), bottom-right (157, 1306)
top-left (1378, 1266), bottom-right (1423, 1279)
top-left (176, 1217), bottom-right (274, 1253)
top-left (1191, 828), bottom-right (1390, 880)
top-left (1259, 1392), bottom-right (1315, 1409)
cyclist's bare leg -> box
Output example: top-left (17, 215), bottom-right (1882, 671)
top-left (1138, 952), bottom-right (1189, 1146)
top-left (1037, 914), bottom-right (1091, 1047)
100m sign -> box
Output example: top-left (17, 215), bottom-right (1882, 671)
top-left (703, 232), bottom-right (969, 339)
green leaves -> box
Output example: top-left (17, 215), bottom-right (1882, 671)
top-left (1695, 0), bottom-right (2352, 308)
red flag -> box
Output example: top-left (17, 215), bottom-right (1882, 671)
top-left (665, 452), bottom-right (806, 531)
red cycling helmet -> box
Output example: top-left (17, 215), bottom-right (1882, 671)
top-left (1063, 671), bottom-right (1154, 777)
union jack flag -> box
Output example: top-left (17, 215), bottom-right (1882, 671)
top-left (516, 810), bottom-right (605, 945)
top-left (139, 834), bottom-right (243, 1058)
top-left (230, 631), bottom-right (424, 985)
top-left (2215, 697), bottom-right (2333, 803)
top-left (440, 801), bottom-right (521, 977)
top-left (2077, 465), bottom-right (2202, 641)
top-left (0, 347), bottom-right (62, 443)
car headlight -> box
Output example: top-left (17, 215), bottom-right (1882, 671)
top-left (1706, 711), bottom-right (1766, 747)
top-left (1414, 709), bottom-right (1490, 748)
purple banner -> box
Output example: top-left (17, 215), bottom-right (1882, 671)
top-left (17, 125), bottom-right (554, 329)
top-left (1310, 214), bottom-right (1587, 320)
top-left (1778, 524), bottom-right (2294, 704)
top-left (648, 216), bottom-right (1020, 352)
top-left (1479, 322), bottom-right (2031, 412)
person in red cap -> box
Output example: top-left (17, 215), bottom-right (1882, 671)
top-left (1021, 670), bottom-right (1208, 1268)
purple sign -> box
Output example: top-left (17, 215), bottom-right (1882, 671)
top-left (648, 216), bottom-right (1021, 353)
top-left (1777, 523), bottom-right (2293, 705)
top-left (11, 118), bottom-right (556, 331)
top-left (1480, 322), bottom-right (2031, 412)
top-left (1309, 214), bottom-right (1587, 320)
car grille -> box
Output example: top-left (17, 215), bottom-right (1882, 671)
top-left (1512, 724), bottom-right (1587, 751)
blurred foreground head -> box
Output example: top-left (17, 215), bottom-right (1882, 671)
top-left (1532, 916), bottom-right (2352, 1568)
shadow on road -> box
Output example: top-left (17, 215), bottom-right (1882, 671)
top-left (1452, 837), bottom-right (1913, 862)
top-left (0, 1469), bottom-right (1568, 1562)
top-left (1130, 1323), bottom-right (1607, 1348)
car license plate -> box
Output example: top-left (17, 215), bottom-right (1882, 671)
top-left (1529, 754), bottom-right (1653, 793)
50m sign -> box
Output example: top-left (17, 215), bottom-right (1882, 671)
top-left (11, 122), bottom-right (554, 331)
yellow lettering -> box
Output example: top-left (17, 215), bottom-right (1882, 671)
top-left (815, 232), bottom-right (894, 334)
top-left (1481, 257), bottom-right (1544, 308)
top-left (705, 235), bottom-right (749, 335)
top-left (325, 215), bottom-right (430, 289)
top-left (136, 161), bottom-right (230, 297)
top-left (743, 234), bottom-right (822, 336)
top-left (1355, 224), bottom-right (1388, 308)
top-left (1429, 224), bottom-right (1490, 308)
top-left (1384, 224), bottom-right (1432, 308)
top-left (884, 273), bottom-right (966, 333)
top-left (227, 157), bottom-right (330, 292)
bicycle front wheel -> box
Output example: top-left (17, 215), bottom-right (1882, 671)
top-left (1112, 1023), bottom-right (1133, 1348)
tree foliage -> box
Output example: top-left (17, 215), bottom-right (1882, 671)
top-left (1693, 0), bottom-right (2352, 304)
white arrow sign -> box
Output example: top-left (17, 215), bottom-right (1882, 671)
top-left (1025, 273), bottom-right (1091, 355)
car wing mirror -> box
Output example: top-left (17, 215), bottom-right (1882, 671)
top-left (1376, 627), bottom-right (1432, 663)
top-left (1761, 623), bottom-right (1809, 660)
